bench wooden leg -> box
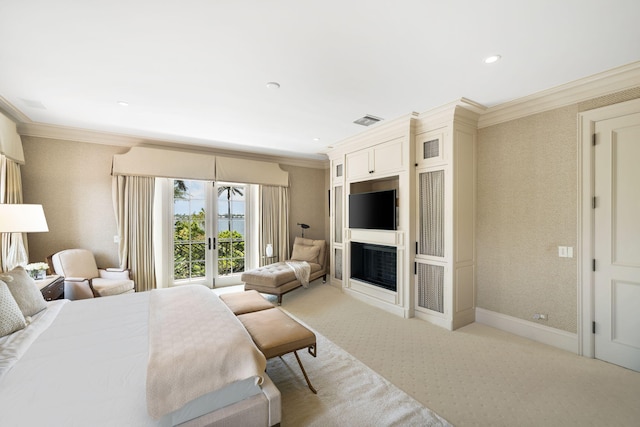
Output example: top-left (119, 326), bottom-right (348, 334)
top-left (293, 349), bottom-right (317, 394)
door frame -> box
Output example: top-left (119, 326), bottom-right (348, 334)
top-left (578, 97), bottom-right (640, 358)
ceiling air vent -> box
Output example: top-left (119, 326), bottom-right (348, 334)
top-left (353, 114), bottom-right (383, 126)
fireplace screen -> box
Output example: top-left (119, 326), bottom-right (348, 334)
top-left (350, 242), bottom-right (397, 291)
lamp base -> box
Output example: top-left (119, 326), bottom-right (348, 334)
top-left (6, 233), bottom-right (28, 271)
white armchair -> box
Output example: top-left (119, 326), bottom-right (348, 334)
top-left (50, 249), bottom-right (135, 300)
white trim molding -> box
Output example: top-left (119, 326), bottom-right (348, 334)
top-left (478, 61), bottom-right (640, 128)
top-left (475, 307), bottom-right (579, 354)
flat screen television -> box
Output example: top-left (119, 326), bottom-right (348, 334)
top-left (348, 189), bottom-right (397, 230)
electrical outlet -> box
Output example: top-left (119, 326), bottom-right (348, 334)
top-left (113, 235), bottom-right (120, 244)
top-left (558, 246), bottom-right (567, 257)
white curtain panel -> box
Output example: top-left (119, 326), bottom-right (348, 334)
top-left (0, 155), bottom-right (25, 272)
top-left (259, 185), bottom-right (290, 263)
top-left (112, 175), bottom-right (156, 291)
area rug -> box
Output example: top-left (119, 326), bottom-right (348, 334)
top-left (266, 324), bottom-right (451, 426)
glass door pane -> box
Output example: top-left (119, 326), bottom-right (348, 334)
top-left (215, 183), bottom-right (246, 284)
top-left (173, 180), bottom-right (208, 282)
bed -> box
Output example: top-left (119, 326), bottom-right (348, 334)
top-left (0, 281), bottom-right (281, 426)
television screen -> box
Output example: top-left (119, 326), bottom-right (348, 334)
top-left (348, 189), bottom-right (396, 230)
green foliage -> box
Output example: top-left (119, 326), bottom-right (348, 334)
top-left (173, 221), bottom-right (245, 279)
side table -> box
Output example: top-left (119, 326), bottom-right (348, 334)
top-left (36, 275), bottom-right (65, 301)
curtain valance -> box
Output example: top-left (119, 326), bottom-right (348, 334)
top-left (112, 146), bottom-right (289, 187)
top-left (0, 113), bottom-right (25, 164)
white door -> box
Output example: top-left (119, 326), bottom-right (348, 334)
top-left (594, 112), bottom-right (640, 371)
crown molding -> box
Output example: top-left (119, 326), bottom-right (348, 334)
top-left (0, 95), bottom-right (32, 124)
top-left (478, 61), bottom-right (640, 128)
top-left (16, 121), bottom-right (328, 169)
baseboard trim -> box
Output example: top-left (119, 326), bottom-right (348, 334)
top-left (475, 308), bottom-right (579, 354)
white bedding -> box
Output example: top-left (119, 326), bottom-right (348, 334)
top-left (0, 291), bottom-right (273, 426)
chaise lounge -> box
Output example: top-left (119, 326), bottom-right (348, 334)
top-left (241, 237), bottom-right (327, 304)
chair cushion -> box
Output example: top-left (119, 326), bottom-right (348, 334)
top-left (219, 290), bottom-right (274, 315)
top-left (52, 249), bottom-right (100, 279)
top-left (237, 308), bottom-right (316, 359)
top-left (92, 278), bottom-right (135, 296)
top-left (291, 245), bottom-right (320, 263)
top-left (291, 237), bottom-right (326, 267)
top-left (241, 262), bottom-right (323, 288)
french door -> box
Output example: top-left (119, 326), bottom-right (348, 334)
top-left (172, 180), bottom-right (247, 287)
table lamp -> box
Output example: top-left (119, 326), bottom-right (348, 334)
top-left (0, 204), bottom-right (49, 271)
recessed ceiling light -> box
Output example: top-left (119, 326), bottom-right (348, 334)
top-left (483, 55), bottom-right (501, 64)
top-left (266, 82), bottom-right (280, 89)
top-left (117, 100), bottom-right (129, 107)
top-left (313, 137), bottom-right (320, 142)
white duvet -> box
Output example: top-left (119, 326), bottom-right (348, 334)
top-left (0, 291), bottom-right (267, 426)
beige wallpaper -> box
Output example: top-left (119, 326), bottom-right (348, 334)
top-left (21, 137), bottom-right (129, 268)
top-left (279, 164), bottom-right (329, 248)
top-left (477, 88), bottom-right (640, 333)
top-left (20, 137), bottom-right (329, 271)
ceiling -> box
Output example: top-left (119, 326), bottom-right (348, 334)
top-left (1, 1), bottom-right (639, 162)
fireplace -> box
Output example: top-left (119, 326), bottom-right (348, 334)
top-left (350, 242), bottom-right (397, 292)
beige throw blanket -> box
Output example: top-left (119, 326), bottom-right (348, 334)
top-left (146, 285), bottom-right (266, 419)
top-left (285, 260), bottom-right (311, 288)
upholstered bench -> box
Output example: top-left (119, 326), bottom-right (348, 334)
top-left (219, 290), bottom-right (275, 315)
top-left (219, 290), bottom-right (318, 393)
top-left (241, 237), bottom-right (327, 305)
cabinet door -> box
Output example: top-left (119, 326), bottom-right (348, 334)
top-left (346, 150), bottom-right (371, 180)
top-left (372, 138), bottom-right (404, 175)
top-left (415, 130), bottom-right (444, 167)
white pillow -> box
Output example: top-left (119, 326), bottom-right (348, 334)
top-left (0, 281), bottom-right (26, 337)
top-left (0, 267), bottom-right (47, 317)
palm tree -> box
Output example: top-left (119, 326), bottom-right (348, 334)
top-left (216, 185), bottom-right (245, 275)
top-left (217, 186), bottom-right (244, 232)
top-left (174, 180), bottom-right (188, 199)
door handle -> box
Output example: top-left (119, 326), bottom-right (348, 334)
top-left (209, 237), bottom-right (216, 250)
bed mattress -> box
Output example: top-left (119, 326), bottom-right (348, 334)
top-left (0, 291), bottom-right (278, 426)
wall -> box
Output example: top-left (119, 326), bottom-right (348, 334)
top-left (21, 137), bottom-right (329, 270)
top-left (279, 164), bottom-right (329, 248)
top-left (476, 87), bottom-right (640, 333)
top-left (21, 137), bottom-right (128, 268)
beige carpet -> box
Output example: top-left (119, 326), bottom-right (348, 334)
top-left (215, 282), bottom-right (640, 426)
top-left (267, 327), bottom-right (450, 426)
top-left (271, 281), bottom-right (640, 427)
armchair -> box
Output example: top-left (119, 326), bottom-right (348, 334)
top-left (50, 249), bottom-right (135, 300)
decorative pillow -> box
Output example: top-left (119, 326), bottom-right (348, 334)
top-left (0, 267), bottom-right (47, 317)
top-left (291, 244), bottom-right (321, 264)
top-left (0, 281), bottom-right (26, 337)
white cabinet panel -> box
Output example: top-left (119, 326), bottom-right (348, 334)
top-left (346, 138), bottom-right (404, 180)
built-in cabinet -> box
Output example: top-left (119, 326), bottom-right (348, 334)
top-left (328, 101), bottom-right (480, 330)
top-left (413, 106), bottom-right (478, 330)
top-left (345, 137), bottom-right (405, 180)
top-left (330, 159), bottom-right (344, 285)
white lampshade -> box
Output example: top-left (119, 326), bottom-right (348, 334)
top-left (0, 204), bottom-right (49, 232)
top-left (0, 204), bottom-right (49, 271)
